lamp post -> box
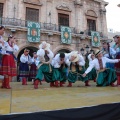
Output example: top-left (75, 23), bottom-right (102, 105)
top-left (85, 45), bottom-right (89, 53)
top-left (80, 48), bottom-right (84, 55)
top-left (85, 45), bottom-right (90, 68)
top-left (13, 5), bottom-right (16, 19)
top-left (49, 11), bottom-right (51, 24)
top-left (90, 49), bottom-right (94, 54)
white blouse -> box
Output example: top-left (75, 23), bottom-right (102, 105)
top-left (85, 57), bottom-right (119, 74)
top-left (20, 54), bottom-right (32, 64)
top-left (3, 42), bottom-right (19, 54)
top-left (37, 48), bottom-right (54, 63)
top-left (52, 53), bottom-right (69, 68)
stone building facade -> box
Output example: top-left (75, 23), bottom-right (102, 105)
top-left (0, 0), bottom-right (108, 58)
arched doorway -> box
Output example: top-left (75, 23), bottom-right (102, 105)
top-left (17, 46), bottom-right (38, 63)
top-left (56, 49), bottom-right (71, 54)
top-left (17, 46), bottom-right (38, 81)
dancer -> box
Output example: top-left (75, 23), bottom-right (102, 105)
top-left (83, 49), bottom-right (120, 87)
top-left (67, 51), bottom-right (89, 87)
top-left (34, 41), bottom-right (54, 89)
top-left (52, 52), bottom-right (69, 87)
top-left (19, 48), bottom-right (31, 85)
top-left (0, 35), bottom-right (19, 89)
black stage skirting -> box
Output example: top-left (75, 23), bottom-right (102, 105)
top-left (0, 103), bottom-right (120, 120)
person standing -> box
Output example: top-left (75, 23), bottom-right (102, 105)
top-left (102, 41), bottom-right (116, 69)
top-left (0, 26), bottom-right (5, 86)
top-left (34, 41), bottom-right (54, 89)
top-left (0, 35), bottom-right (19, 89)
top-left (115, 35), bottom-right (120, 85)
top-left (83, 49), bottom-right (120, 87)
top-left (29, 52), bottom-right (39, 82)
top-left (19, 49), bottom-right (31, 85)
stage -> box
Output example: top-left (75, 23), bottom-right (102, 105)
top-left (0, 81), bottom-right (120, 115)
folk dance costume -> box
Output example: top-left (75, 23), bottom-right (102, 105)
top-left (29, 53), bottom-right (39, 81)
top-left (115, 38), bottom-right (120, 85)
top-left (0, 35), bottom-right (5, 66)
top-left (87, 54), bottom-right (97, 82)
top-left (19, 49), bottom-right (31, 85)
top-left (84, 50), bottom-right (120, 87)
top-left (34, 41), bottom-right (54, 89)
top-left (52, 53), bottom-right (69, 87)
top-left (67, 51), bottom-right (89, 87)
top-left (102, 42), bottom-right (116, 69)
top-left (0, 36), bottom-right (19, 89)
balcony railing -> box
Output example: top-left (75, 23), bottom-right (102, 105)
top-left (0, 17), bottom-right (77, 34)
top-left (84, 29), bottom-right (104, 38)
top-left (0, 17), bottom-right (104, 37)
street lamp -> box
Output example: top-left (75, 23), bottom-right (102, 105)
top-left (85, 45), bottom-right (89, 53)
top-left (80, 48), bottom-right (84, 55)
top-left (90, 49), bottom-right (94, 54)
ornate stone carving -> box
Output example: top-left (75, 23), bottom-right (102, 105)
top-left (23, 0), bottom-right (42, 6)
top-left (74, 0), bottom-right (83, 6)
top-left (86, 10), bottom-right (97, 17)
top-left (56, 3), bottom-right (71, 12)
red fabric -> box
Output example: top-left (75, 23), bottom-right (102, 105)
top-left (0, 54), bottom-right (17, 76)
top-left (115, 54), bottom-right (120, 76)
top-left (98, 59), bottom-right (103, 69)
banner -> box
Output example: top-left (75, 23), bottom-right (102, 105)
top-left (61, 26), bottom-right (71, 44)
top-left (27, 21), bottom-right (40, 42)
top-left (91, 31), bottom-right (100, 47)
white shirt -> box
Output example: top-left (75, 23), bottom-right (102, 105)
top-left (31, 57), bottom-right (40, 66)
top-left (37, 48), bottom-right (54, 63)
top-left (52, 53), bottom-right (70, 68)
top-left (103, 47), bottom-right (116, 58)
top-left (20, 54), bottom-right (32, 64)
top-left (0, 36), bottom-right (6, 54)
top-left (85, 57), bottom-right (119, 74)
top-left (88, 54), bottom-right (95, 66)
top-left (3, 42), bottom-right (19, 54)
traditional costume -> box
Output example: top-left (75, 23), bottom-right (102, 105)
top-left (84, 50), bottom-right (119, 87)
top-left (67, 51), bottom-right (89, 87)
top-left (34, 41), bottom-right (54, 89)
top-left (87, 54), bottom-right (97, 82)
top-left (0, 36), bottom-right (4, 66)
top-left (52, 53), bottom-right (69, 87)
top-left (19, 49), bottom-right (31, 85)
top-left (0, 38), bottom-right (19, 89)
top-left (102, 41), bottom-right (116, 69)
top-left (29, 52), bottom-right (39, 81)
top-left (115, 35), bottom-right (120, 85)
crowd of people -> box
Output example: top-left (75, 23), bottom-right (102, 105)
top-left (1, 25), bottom-right (120, 89)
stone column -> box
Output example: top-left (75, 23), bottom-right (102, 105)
top-left (100, 2), bottom-right (108, 37)
top-left (74, 0), bottom-right (83, 33)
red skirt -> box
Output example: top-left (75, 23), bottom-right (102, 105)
top-left (29, 64), bottom-right (37, 78)
top-left (0, 54), bottom-right (17, 76)
top-left (115, 53), bottom-right (120, 76)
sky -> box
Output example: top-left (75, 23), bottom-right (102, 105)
top-left (105, 0), bottom-right (120, 32)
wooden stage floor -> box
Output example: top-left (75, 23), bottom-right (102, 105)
top-left (0, 81), bottom-right (120, 115)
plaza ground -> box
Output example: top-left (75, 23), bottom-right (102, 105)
top-left (0, 81), bottom-right (120, 115)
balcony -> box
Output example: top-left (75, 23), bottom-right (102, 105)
top-left (0, 17), bottom-right (104, 37)
top-left (0, 17), bottom-right (77, 34)
top-left (84, 29), bottom-right (105, 38)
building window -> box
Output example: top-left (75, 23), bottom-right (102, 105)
top-left (58, 13), bottom-right (69, 27)
top-left (26, 8), bottom-right (39, 22)
top-left (87, 19), bottom-right (96, 35)
top-left (0, 3), bottom-right (3, 18)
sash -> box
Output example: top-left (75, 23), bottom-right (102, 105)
top-left (6, 51), bottom-right (17, 61)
